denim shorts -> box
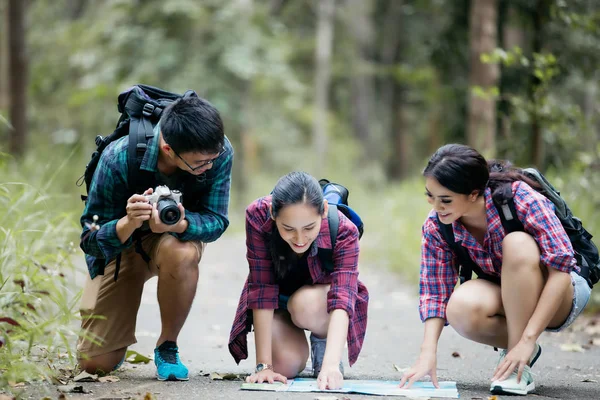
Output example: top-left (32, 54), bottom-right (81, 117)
top-left (546, 271), bottom-right (592, 332)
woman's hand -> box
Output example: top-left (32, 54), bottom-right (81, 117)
top-left (245, 369), bottom-right (287, 385)
top-left (317, 363), bottom-right (344, 390)
top-left (399, 349), bottom-right (439, 389)
top-left (492, 339), bottom-right (536, 383)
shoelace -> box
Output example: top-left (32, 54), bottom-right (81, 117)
top-left (157, 342), bottom-right (178, 364)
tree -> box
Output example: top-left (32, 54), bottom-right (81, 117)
top-left (467, 0), bottom-right (499, 156)
top-left (8, 0), bottom-right (28, 156)
top-left (312, 0), bottom-right (336, 175)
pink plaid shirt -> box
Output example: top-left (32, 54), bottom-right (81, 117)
top-left (228, 195), bottom-right (369, 366)
top-left (419, 181), bottom-right (578, 322)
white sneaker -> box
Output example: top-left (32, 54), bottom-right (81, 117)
top-left (495, 343), bottom-right (542, 368)
top-left (490, 365), bottom-right (535, 395)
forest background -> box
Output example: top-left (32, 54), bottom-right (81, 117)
top-left (0, 0), bottom-right (599, 389)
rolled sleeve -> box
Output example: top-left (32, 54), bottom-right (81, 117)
top-left (327, 221), bottom-right (360, 318)
top-left (514, 182), bottom-right (577, 273)
top-left (247, 282), bottom-right (279, 309)
top-left (245, 200), bottom-right (279, 310)
top-left (418, 217), bottom-right (458, 322)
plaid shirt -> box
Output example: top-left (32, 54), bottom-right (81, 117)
top-left (80, 124), bottom-right (233, 279)
top-left (419, 181), bottom-right (578, 322)
top-left (228, 195), bottom-right (369, 366)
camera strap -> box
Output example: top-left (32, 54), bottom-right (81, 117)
top-left (113, 232), bottom-right (152, 282)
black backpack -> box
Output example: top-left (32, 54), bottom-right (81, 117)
top-left (77, 84), bottom-right (198, 201)
top-left (438, 168), bottom-right (600, 288)
top-left (317, 179), bottom-right (364, 272)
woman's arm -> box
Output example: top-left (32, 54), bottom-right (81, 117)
top-left (400, 317), bottom-right (445, 388)
top-left (253, 309), bottom-right (275, 366)
top-left (321, 309), bottom-right (349, 368)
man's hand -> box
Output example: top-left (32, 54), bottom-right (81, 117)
top-left (149, 202), bottom-right (188, 234)
top-left (245, 369), bottom-right (287, 385)
top-left (124, 188), bottom-right (154, 229)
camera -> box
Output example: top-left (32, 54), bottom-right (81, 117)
top-left (144, 185), bottom-right (182, 225)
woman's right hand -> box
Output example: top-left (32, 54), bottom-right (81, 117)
top-left (399, 349), bottom-right (439, 389)
top-left (245, 369), bottom-right (287, 384)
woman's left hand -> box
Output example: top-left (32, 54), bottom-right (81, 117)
top-left (492, 339), bottom-right (536, 383)
top-left (317, 363), bottom-right (343, 390)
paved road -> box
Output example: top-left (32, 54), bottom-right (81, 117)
top-left (24, 233), bottom-right (600, 399)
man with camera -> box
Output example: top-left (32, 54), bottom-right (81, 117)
top-left (78, 94), bottom-right (233, 381)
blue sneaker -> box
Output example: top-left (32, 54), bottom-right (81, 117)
top-left (154, 341), bottom-right (189, 381)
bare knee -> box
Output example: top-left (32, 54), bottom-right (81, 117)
top-left (78, 348), bottom-right (126, 374)
top-left (288, 287), bottom-right (327, 330)
top-left (502, 232), bottom-right (540, 272)
top-left (273, 349), bottom-right (308, 378)
top-left (447, 289), bottom-right (488, 335)
top-left (156, 236), bottom-right (200, 275)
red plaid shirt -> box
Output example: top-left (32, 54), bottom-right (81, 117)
top-left (228, 195), bottom-right (369, 366)
top-left (419, 181), bottom-right (578, 322)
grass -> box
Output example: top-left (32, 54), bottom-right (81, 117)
top-left (0, 151), bottom-right (82, 394)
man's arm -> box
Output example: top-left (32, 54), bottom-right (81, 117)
top-left (80, 150), bottom-right (135, 261)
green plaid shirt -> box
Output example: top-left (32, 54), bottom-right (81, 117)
top-left (80, 125), bottom-right (233, 279)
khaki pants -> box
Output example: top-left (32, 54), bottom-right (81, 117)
top-left (77, 233), bottom-right (203, 358)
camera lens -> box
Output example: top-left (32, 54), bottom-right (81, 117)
top-left (157, 199), bottom-right (181, 225)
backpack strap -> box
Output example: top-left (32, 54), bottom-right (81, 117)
top-left (318, 205), bottom-right (339, 273)
top-left (494, 197), bottom-right (525, 233)
top-left (436, 216), bottom-right (500, 285)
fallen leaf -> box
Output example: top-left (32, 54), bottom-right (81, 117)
top-left (125, 349), bottom-right (152, 364)
top-left (143, 393), bottom-right (156, 400)
top-left (560, 343), bottom-right (585, 352)
top-left (222, 373), bottom-right (242, 380)
top-left (393, 364), bottom-right (408, 372)
top-left (210, 372), bottom-right (226, 380)
top-left (8, 382), bottom-right (25, 388)
top-left (57, 384), bottom-right (89, 394)
top-left (581, 378), bottom-right (598, 383)
top-left (451, 351), bottom-right (462, 358)
top-left (58, 394), bottom-right (67, 400)
top-left (98, 375), bottom-right (120, 383)
top-left (487, 396), bottom-right (499, 400)
top-left (73, 370), bottom-right (99, 382)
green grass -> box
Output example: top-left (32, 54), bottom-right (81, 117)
top-left (0, 151), bottom-right (82, 393)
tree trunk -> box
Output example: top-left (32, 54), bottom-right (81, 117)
top-left (0, 1), bottom-right (9, 113)
top-left (498, 2), bottom-right (525, 160)
top-left (312, 0), bottom-right (335, 175)
top-left (8, 0), bottom-right (28, 156)
top-left (529, 0), bottom-right (548, 169)
top-left (348, 0), bottom-right (374, 161)
top-left (377, 0), bottom-right (409, 181)
top-left (467, 0), bottom-right (498, 156)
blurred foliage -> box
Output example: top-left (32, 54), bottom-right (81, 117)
top-left (0, 152), bottom-right (81, 392)
top-left (0, 1), bottom-right (599, 386)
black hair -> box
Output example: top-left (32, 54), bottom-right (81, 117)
top-left (160, 96), bottom-right (224, 154)
top-left (423, 143), bottom-right (541, 202)
top-left (270, 171), bottom-right (324, 280)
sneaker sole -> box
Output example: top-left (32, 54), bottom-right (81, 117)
top-left (157, 373), bottom-right (189, 381)
top-left (491, 382), bottom-right (535, 395)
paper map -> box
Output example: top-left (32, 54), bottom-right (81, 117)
top-left (241, 378), bottom-right (459, 398)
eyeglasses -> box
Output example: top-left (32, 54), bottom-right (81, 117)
top-left (173, 149), bottom-right (224, 172)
